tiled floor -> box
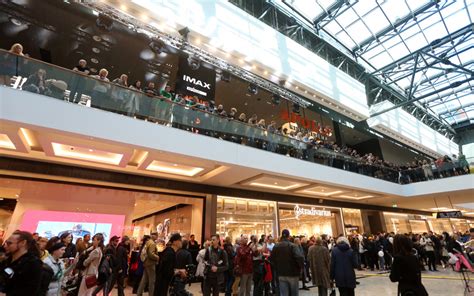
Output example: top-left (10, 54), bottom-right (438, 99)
top-left (114, 268), bottom-right (473, 296)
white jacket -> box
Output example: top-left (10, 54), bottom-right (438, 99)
top-left (43, 255), bottom-right (65, 296)
top-left (195, 248), bottom-right (207, 277)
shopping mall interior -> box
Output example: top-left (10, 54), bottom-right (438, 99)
top-left (0, 0), bottom-right (473, 295)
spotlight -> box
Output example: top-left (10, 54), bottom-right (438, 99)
top-left (96, 13), bottom-right (113, 31)
top-left (178, 27), bottom-right (190, 40)
top-left (292, 103), bottom-right (300, 114)
top-left (271, 94), bottom-right (281, 105)
top-left (221, 71), bottom-right (231, 82)
top-left (248, 83), bottom-right (258, 95)
top-left (187, 55), bottom-right (200, 70)
top-left (149, 38), bottom-right (166, 54)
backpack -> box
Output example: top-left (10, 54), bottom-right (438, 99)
top-left (140, 244), bottom-right (148, 262)
top-left (97, 255), bottom-right (112, 284)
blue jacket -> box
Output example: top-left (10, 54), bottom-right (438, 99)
top-left (330, 242), bottom-right (357, 289)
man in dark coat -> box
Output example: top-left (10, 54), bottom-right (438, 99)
top-left (106, 236), bottom-right (129, 296)
top-left (330, 237), bottom-right (357, 296)
top-left (155, 233), bottom-right (186, 296)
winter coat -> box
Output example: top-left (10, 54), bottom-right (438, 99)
top-left (330, 242), bottom-right (357, 289)
top-left (390, 255), bottom-right (428, 296)
top-left (270, 239), bottom-right (304, 277)
top-left (308, 244), bottom-right (331, 289)
top-left (235, 244), bottom-right (253, 275)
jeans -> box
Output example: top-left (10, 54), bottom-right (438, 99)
top-left (225, 271), bottom-right (235, 296)
top-left (278, 276), bottom-right (299, 296)
top-left (253, 261), bottom-right (265, 296)
top-left (239, 274), bottom-right (252, 296)
top-left (108, 271), bottom-right (125, 296)
top-left (137, 264), bottom-right (155, 296)
top-left (338, 287), bottom-right (355, 296)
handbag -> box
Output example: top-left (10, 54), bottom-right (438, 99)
top-left (84, 275), bottom-right (97, 289)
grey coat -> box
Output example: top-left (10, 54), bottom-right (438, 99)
top-left (308, 244), bottom-right (331, 289)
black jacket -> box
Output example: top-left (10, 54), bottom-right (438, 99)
top-left (204, 246), bottom-right (228, 283)
top-left (270, 239), bottom-right (304, 277)
top-left (330, 242), bottom-right (357, 289)
top-left (2, 252), bottom-right (43, 296)
top-left (176, 248), bottom-right (193, 269)
top-left (155, 246), bottom-right (177, 296)
top-left (390, 255), bottom-right (428, 296)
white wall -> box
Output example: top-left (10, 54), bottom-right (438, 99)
top-left (1, 88), bottom-right (472, 198)
top-left (130, 0), bottom-right (370, 118)
top-left (367, 101), bottom-right (459, 158)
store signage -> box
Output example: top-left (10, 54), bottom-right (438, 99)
top-left (294, 204), bottom-right (331, 220)
top-left (280, 110), bottom-right (333, 137)
top-left (436, 211), bottom-right (462, 218)
top-left (176, 54), bottom-right (216, 100)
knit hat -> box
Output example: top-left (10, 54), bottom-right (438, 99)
top-left (48, 242), bottom-right (65, 253)
top-left (281, 229), bottom-right (290, 238)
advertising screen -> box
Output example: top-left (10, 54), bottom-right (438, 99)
top-left (20, 210), bottom-right (125, 241)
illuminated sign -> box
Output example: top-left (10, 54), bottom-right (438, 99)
top-left (436, 211), bottom-right (462, 219)
top-left (294, 204), bottom-right (331, 220)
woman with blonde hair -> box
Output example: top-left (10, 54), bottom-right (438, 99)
top-left (0, 43), bottom-right (25, 85)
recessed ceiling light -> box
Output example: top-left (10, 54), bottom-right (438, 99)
top-left (52, 142), bottom-right (123, 165)
top-left (146, 160), bottom-right (204, 176)
top-left (0, 134), bottom-right (16, 150)
top-left (249, 182), bottom-right (304, 190)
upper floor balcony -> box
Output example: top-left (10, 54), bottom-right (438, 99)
top-left (0, 50), bottom-right (471, 195)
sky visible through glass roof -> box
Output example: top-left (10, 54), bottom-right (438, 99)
top-left (283, 0), bottom-right (474, 126)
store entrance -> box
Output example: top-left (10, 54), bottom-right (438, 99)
top-left (278, 203), bottom-right (342, 237)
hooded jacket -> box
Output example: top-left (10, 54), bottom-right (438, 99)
top-left (330, 242), bottom-right (357, 289)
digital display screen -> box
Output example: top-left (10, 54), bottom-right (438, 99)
top-left (20, 210), bottom-right (125, 241)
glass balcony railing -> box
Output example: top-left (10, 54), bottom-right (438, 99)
top-left (0, 49), bottom-right (470, 184)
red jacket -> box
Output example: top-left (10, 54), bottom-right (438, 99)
top-left (235, 244), bottom-right (253, 274)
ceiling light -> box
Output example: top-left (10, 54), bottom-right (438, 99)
top-left (301, 189), bottom-right (343, 196)
top-left (51, 142), bottom-right (123, 165)
top-left (0, 134), bottom-right (15, 150)
top-left (249, 182), bottom-right (304, 190)
top-left (146, 160), bottom-right (204, 176)
top-left (120, 4), bottom-right (127, 11)
top-left (338, 194), bottom-right (374, 200)
top-left (20, 128), bottom-right (34, 147)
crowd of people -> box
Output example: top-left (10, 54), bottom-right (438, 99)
top-left (0, 43), bottom-right (471, 184)
top-left (0, 227), bottom-right (473, 296)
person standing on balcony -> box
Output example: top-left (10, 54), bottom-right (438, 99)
top-left (0, 43), bottom-right (25, 86)
top-left (69, 59), bottom-right (90, 103)
top-left (90, 68), bottom-right (110, 109)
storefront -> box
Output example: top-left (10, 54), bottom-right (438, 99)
top-left (216, 196), bottom-right (344, 240)
top-left (216, 196), bottom-right (277, 242)
top-left (342, 208), bottom-right (364, 234)
top-left (0, 177), bottom-right (205, 243)
top-left (279, 203), bottom-right (343, 237)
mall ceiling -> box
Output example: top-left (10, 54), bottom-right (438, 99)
top-left (230, 0), bottom-right (474, 134)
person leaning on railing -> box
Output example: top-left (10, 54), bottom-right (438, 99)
top-left (89, 68), bottom-right (110, 109)
top-left (0, 43), bottom-right (25, 86)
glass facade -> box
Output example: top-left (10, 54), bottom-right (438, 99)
top-left (278, 203), bottom-right (342, 237)
top-left (216, 196), bottom-right (277, 242)
top-left (342, 208), bottom-right (364, 235)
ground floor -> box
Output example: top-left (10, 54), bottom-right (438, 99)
top-left (0, 177), bottom-right (473, 244)
top-left (102, 268), bottom-right (471, 296)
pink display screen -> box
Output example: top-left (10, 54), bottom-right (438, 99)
top-left (20, 210), bottom-right (125, 242)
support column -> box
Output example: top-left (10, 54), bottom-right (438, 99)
top-left (204, 194), bottom-right (217, 240)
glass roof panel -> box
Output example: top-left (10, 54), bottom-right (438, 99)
top-left (281, 0), bottom-right (473, 126)
top-left (345, 20), bottom-right (372, 44)
top-left (287, 0), bottom-right (324, 20)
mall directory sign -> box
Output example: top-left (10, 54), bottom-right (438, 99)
top-left (436, 211), bottom-right (462, 218)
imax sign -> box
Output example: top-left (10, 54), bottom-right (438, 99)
top-left (183, 75), bottom-right (211, 89)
